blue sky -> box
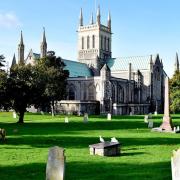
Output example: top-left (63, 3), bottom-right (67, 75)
top-left (0, 0), bottom-right (180, 77)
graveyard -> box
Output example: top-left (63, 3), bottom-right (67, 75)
top-left (0, 112), bottom-right (180, 180)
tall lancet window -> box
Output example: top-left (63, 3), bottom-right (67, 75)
top-left (87, 36), bottom-right (90, 49)
top-left (104, 37), bottom-right (107, 50)
top-left (82, 37), bottom-right (84, 49)
top-left (107, 38), bottom-right (110, 51)
top-left (92, 35), bottom-right (95, 48)
top-left (101, 35), bottom-right (103, 50)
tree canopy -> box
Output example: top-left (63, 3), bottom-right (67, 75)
top-left (7, 52), bottom-right (69, 123)
top-left (170, 71), bottom-right (180, 113)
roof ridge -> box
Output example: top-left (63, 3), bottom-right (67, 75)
top-left (113, 54), bottom-right (156, 59)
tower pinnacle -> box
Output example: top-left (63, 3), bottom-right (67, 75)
top-left (18, 30), bottom-right (24, 64)
top-left (40, 27), bottom-right (47, 58)
top-left (107, 11), bottom-right (111, 30)
top-left (175, 52), bottom-right (179, 72)
top-left (79, 8), bottom-right (83, 26)
top-left (96, 5), bottom-right (101, 25)
top-left (90, 13), bottom-right (94, 24)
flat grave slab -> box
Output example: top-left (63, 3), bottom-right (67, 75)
top-left (89, 141), bottom-right (121, 156)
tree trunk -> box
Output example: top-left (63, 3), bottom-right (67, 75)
top-left (17, 111), bottom-right (24, 123)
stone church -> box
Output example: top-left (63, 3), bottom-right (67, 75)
top-left (13, 7), bottom-right (167, 115)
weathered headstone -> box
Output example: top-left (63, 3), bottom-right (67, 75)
top-left (160, 77), bottom-right (173, 131)
top-left (171, 149), bottom-right (180, 180)
top-left (144, 115), bottom-right (149, 123)
top-left (64, 116), bottom-right (69, 123)
top-left (154, 111), bottom-right (158, 116)
top-left (13, 112), bottom-right (16, 119)
top-left (83, 113), bottom-right (88, 123)
top-left (148, 121), bottom-right (153, 128)
top-left (129, 112), bottom-right (133, 116)
top-left (107, 113), bottom-right (111, 121)
top-left (46, 146), bottom-right (65, 180)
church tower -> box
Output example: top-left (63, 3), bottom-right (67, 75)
top-left (174, 52), bottom-right (179, 73)
top-left (40, 27), bottom-right (47, 58)
top-left (18, 31), bottom-right (24, 64)
top-left (77, 6), bottom-right (112, 69)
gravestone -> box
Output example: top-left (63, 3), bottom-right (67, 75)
top-left (64, 116), bottom-right (69, 123)
top-left (46, 146), bottom-right (65, 180)
top-left (160, 77), bottom-right (173, 131)
top-left (129, 112), bottom-right (133, 116)
top-left (171, 149), bottom-right (180, 180)
top-left (148, 121), bottom-right (153, 128)
top-left (13, 112), bottom-right (16, 119)
top-left (144, 115), bottom-right (149, 123)
top-left (83, 113), bottom-right (88, 123)
top-left (107, 113), bottom-right (111, 121)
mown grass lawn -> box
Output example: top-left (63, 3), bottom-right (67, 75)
top-left (0, 112), bottom-right (179, 180)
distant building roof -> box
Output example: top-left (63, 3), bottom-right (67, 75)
top-left (63, 59), bottom-right (93, 78)
top-left (107, 55), bottom-right (157, 71)
top-left (33, 53), bottom-right (40, 60)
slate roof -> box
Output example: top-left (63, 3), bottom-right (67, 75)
top-left (33, 53), bottom-right (40, 60)
top-left (63, 59), bottom-right (93, 78)
top-left (107, 55), bottom-right (157, 71)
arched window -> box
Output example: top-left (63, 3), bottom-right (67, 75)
top-left (155, 67), bottom-right (160, 81)
top-left (117, 85), bottom-right (124, 103)
top-left (69, 86), bottom-right (76, 100)
top-left (92, 35), bottom-right (95, 48)
top-left (87, 36), bottom-right (90, 49)
top-left (104, 37), bottom-right (107, 50)
top-left (107, 38), bottom-right (110, 51)
top-left (82, 37), bottom-right (84, 49)
top-left (112, 83), bottom-right (116, 103)
top-left (101, 35), bottom-right (103, 50)
top-left (88, 84), bottom-right (95, 100)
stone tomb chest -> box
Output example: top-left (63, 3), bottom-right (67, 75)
top-left (89, 142), bottom-right (121, 156)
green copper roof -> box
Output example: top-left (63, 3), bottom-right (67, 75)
top-left (63, 59), bottom-right (92, 78)
top-left (107, 55), bottom-right (156, 71)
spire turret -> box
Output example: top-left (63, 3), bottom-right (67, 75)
top-left (11, 53), bottom-right (16, 68)
top-left (79, 8), bottom-right (83, 26)
top-left (96, 5), bottom-right (101, 25)
top-left (40, 27), bottom-right (47, 58)
top-left (175, 52), bottom-right (179, 72)
top-left (18, 30), bottom-right (24, 64)
top-left (107, 11), bottom-right (111, 30)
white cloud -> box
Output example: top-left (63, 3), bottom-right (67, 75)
top-left (0, 12), bottom-right (22, 28)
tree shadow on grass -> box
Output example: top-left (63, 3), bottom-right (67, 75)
top-left (0, 161), bottom-right (171, 180)
top-left (0, 120), bottom-right (150, 136)
top-left (1, 135), bottom-right (180, 149)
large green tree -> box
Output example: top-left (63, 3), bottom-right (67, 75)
top-left (7, 64), bottom-right (38, 123)
top-left (8, 51), bottom-right (69, 123)
top-left (170, 71), bottom-right (180, 113)
top-left (36, 51), bottom-right (69, 116)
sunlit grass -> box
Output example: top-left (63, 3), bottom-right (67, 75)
top-left (0, 112), bottom-right (179, 180)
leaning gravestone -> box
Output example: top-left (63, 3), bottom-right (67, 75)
top-left (46, 146), bottom-right (65, 180)
top-left (107, 113), bottom-right (111, 121)
top-left (83, 113), bottom-right (88, 123)
top-left (171, 149), bottom-right (180, 180)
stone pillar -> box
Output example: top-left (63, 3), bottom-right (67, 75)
top-left (171, 149), bottom-right (180, 180)
top-left (160, 77), bottom-right (173, 131)
top-left (46, 146), bottom-right (65, 180)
